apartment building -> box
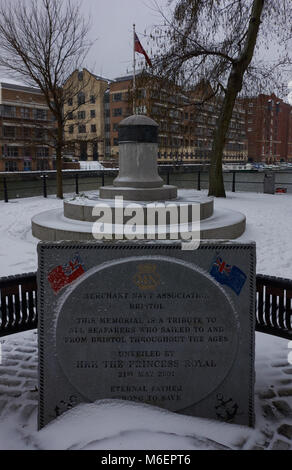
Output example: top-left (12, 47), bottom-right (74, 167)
top-left (109, 73), bottom-right (247, 165)
top-left (0, 81), bottom-right (55, 172)
top-left (64, 69), bottom-right (110, 162)
top-left (242, 93), bottom-right (292, 163)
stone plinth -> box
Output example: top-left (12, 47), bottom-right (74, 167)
top-left (99, 115), bottom-right (177, 201)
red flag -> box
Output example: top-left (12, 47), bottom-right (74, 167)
top-left (134, 32), bottom-right (152, 67)
top-left (48, 254), bottom-right (85, 294)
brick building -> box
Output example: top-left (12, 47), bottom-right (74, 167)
top-left (109, 73), bottom-right (247, 165)
top-left (242, 93), bottom-right (292, 163)
top-left (0, 81), bottom-right (55, 172)
top-left (64, 69), bottom-right (111, 162)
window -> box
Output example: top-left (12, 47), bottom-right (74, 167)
top-left (135, 105), bottom-right (146, 115)
top-left (78, 92), bottom-right (85, 106)
top-left (2, 105), bottom-right (16, 118)
top-left (90, 95), bottom-right (96, 104)
top-left (35, 128), bottom-right (46, 140)
top-left (4, 146), bottom-right (18, 157)
top-left (113, 123), bottom-right (119, 132)
top-left (78, 71), bottom-right (83, 81)
top-left (36, 147), bottom-right (49, 157)
top-left (21, 107), bottom-right (30, 119)
top-left (113, 138), bottom-right (119, 146)
top-left (69, 125), bottom-right (74, 134)
top-left (5, 160), bottom-right (18, 171)
top-left (68, 98), bottom-right (73, 106)
top-left (137, 89), bottom-right (146, 99)
top-left (113, 93), bottom-right (122, 102)
top-left (34, 108), bottom-right (47, 120)
top-left (37, 109), bottom-right (48, 121)
top-left (104, 124), bottom-right (110, 132)
top-left (78, 111), bottom-right (86, 119)
top-left (68, 112), bottom-right (73, 120)
top-left (23, 128), bottom-right (30, 138)
top-left (113, 108), bottom-right (122, 117)
top-left (91, 124), bottom-right (96, 133)
top-left (105, 109), bottom-right (110, 117)
top-left (3, 126), bottom-right (15, 138)
top-left (23, 160), bottom-right (31, 171)
top-left (78, 124), bottom-right (86, 133)
top-left (37, 159), bottom-right (49, 171)
top-left (23, 147), bottom-right (31, 157)
top-left (90, 110), bottom-right (96, 118)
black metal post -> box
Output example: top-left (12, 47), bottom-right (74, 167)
top-left (167, 172), bottom-right (170, 185)
top-left (197, 171), bottom-right (201, 191)
top-left (42, 174), bottom-right (47, 198)
top-left (75, 174), bottom-right (79, 195)
top-left (3, 177), bottom-right (8, 203)
top-left (232, 171), bottom-right (236, 193)
top-left (102, 172), bottom-right (105, 187)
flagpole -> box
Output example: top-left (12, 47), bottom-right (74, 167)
top-left (133, 23), bottom-right (136, 115)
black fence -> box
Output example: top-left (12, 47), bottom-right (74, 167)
top-left (2, 168), bottom-right (292, 202)
top-left (0, 272), bottom-right (37, 336)
top-left (256, 274), bottom-right (292, 340)
top-left (0, 170), bottom-right (118, 202)
top-left (0, 271), bottom-right (292, 339)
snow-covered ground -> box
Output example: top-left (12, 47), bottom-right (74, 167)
top-left (0, 189), bottom-right (292, 450)
top-left (0, 329), bottom-right (291, 450)
top-left (1, 189), bottom-right (292, 279)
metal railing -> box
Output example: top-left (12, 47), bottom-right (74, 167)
top-left (256, 274), bottom-right (292, 340)
top-left (2, 167), bottom-right (292, 202)
top-left (0, 272), bottom-right (292, 339)
top-left (0, 272), bottom-right (37, 336)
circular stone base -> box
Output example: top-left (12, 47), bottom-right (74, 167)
top-left (99, 185), bottom-right (177, 201)
top-left (32, 207), bottom-right (246, 241)
top-left (63, 193), bottom-right (214, 223)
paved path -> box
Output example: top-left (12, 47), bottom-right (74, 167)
top-left (0, 330), bottom-right (291, 450)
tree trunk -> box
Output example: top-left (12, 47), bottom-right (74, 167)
top-left (208, 0), bottom-right (265, 197)
top-left (208, 71), bottom-right (242, 197)
top-left (56, 121), bottom-right (63, 199)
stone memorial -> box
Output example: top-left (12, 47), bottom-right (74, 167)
top-left (38, 240), bottom-right (255, 429)
top-left (32, 115), bottom-right (246, 241)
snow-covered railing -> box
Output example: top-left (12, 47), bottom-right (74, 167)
top-left (0, 272), bottom-right (292, 339)
top-left (0, 273), bottom-right (37, 336)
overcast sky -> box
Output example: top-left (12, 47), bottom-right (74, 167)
top-left (79, 0), bottom-right (168, 80)
top-left (77, 0), bottom-right (291, 95)
top-left (0, 0), bottom-right (290, 98)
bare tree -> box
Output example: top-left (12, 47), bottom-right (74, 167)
top-left (0, 0), bottom-right (93, 198)
top-left (150, 0), bottom-right (292, 197)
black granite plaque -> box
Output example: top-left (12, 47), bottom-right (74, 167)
top-left (38, 241), bottom-right (256, 428)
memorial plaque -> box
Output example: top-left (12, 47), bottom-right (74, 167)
top-left (38, 241), bottom-right (256, 428)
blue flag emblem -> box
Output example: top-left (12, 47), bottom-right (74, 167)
top-left (210, 256), bottom-right (247, 296)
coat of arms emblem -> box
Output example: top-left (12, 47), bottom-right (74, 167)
top-left (133, 264), bottom-right (160, 291)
